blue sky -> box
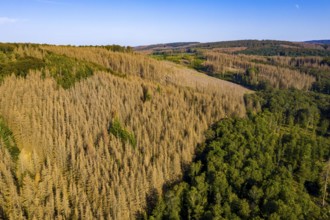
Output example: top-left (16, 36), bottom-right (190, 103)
top-left (0, 0), bottom-right (329, 46)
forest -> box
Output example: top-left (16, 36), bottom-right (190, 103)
top-left (144, 40), bottom-right (330, 219)
top-left (0, 43), bottom-right (247, 219)
top-left (149, 90), bottom-right (330, 219)
top-left (0, 40), bottom-right (329, 219)
top-left (149, 40), bottom-right (330, 94)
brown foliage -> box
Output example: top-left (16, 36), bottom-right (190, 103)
top-left (0, 46), bottom-right (249, 219)
top-left (204, 51), bottom-right (316, 90)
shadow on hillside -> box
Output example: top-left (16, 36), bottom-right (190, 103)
top-left (135, 161), bottom-right (191, 219)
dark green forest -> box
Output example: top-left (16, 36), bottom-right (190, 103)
top-left (148, 89), bottom-right (330, 219)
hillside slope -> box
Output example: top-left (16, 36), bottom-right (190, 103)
top-left (143, 40), bottom-right (330, 94)
top-left (0, 44), bottom-right (249, 219)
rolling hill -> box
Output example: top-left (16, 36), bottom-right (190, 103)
top-left (0, 43), bottom-right (248, 219)
top-left (305, 40), bottom-right (330, 45)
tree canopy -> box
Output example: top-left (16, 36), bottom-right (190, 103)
top-left (149, 90), bottom-right (330, 219)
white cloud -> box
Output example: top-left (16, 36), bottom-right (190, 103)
top-left (0, 17), bottom-right (18, 25)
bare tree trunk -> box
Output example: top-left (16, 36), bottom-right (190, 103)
top-left (323, 159), bottom-right (330, 207)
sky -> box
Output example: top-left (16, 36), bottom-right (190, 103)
top-left (0, 0), bottom-right (329, 46)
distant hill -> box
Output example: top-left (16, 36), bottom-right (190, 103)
top-left (135, 40), bottom-right (296, 51)
top-left (195, 39), bottom-right (298, 49)
top-left (137, 40), bottom-right (330, 52)
top-left (305, 40), bottom-right (330, 45)
top-left (137, 39), bottom-right (330, 57)
top-left (135, 42), bottom-right (199, 51)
